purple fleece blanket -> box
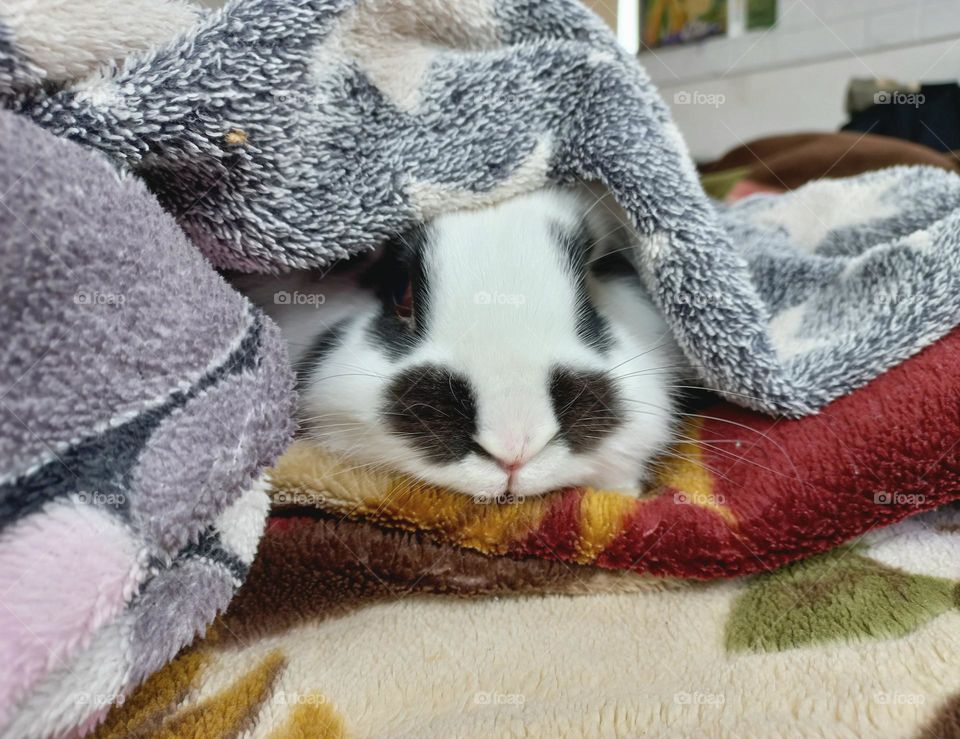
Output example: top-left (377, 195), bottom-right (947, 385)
top-left (0, 110), bottom-right (295, 737)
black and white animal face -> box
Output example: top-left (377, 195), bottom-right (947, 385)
top-left (280, 188), bottom-right (678, 499)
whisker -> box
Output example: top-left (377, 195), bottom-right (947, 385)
top-left (602, 335), bottom-right (677, 375)
top-left (666, 384), bottom-right (773, 405)
top-left (621, 398), bottom-right (801, 478)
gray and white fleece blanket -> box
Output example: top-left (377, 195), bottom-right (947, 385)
top-left (2, 0), bottom-right (960, 737)
top-left (8, 0), bottom-right (960, 416)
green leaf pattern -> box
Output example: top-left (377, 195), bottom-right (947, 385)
top-left (726, 547), bottom-right (957, 653)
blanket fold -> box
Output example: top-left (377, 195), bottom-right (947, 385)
top-left (0, 108), bottom-right (295, 738)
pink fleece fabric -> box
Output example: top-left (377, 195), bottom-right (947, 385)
top-left (0, 500), bottom-right (143, 727)
top-left (726, 179), bottom-right (786, 201)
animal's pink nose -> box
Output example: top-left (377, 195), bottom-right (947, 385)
top-left (493, 457), bottom-right (523, 474)
top-left (476, 441), bottom-right (525, 473)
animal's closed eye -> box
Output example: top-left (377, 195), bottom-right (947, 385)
top-left (394, 277), bottom-right (413, 319)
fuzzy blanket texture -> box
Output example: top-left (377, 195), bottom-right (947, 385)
top-left (0, 108), bottom-right (295, 737)
top-left (96, 505), bottom-right (960, 737)
top-left (5, 0), bottom-right (960, 416)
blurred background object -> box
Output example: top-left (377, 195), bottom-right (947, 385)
top-left (642, 0), bottom-right (728, 49)
top-left (547, 1), bottom-right (960, 167)
top-left (583, 0), bottom-right (619, 29)
top-left (634, 0), bottom-right (960, 161)
top-left (698, 130), bottom-right (960, 199)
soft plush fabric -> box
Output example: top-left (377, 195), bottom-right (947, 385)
top-left (724, 178), bottom-right (785, 201)
top-left (269, 324), bottom-right (960, 578)
top-left (3, 0), bottom-right (960, 415)
top-left (0, 0), bottom-right (200, 101)
top-left (95, 506), bottom-right (960, 737)
top-left (0, 109), bottom-right (295, 738)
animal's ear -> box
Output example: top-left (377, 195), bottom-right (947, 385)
top-left (579, 184), bottom-right (641, 278)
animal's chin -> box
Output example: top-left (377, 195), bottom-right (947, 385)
top-left (466, 484), bottom-right (559, 502)
top-left (408, 468), bottom-right (570, 501)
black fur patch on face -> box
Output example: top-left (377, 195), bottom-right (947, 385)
top-left (363, 226), bottom-right (433, 360)
top-left (366, 313), bottom-right (419, 361)
top-left (549, 366), bottom-right (622, 453)
top-left (381, 364), bottom-right (480, 464)
top-left (295, 320), bottom-right (346, 394)
top-left (551, 221), bottom-right (613, 354)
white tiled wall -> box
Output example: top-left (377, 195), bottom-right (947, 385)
top-left (642, 0), bottom-right (960, 159)
top-left (644, 0), bottom-right (960, 84)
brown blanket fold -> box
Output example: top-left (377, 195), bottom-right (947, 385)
top-left (700, 131), bottom-right (960, 191)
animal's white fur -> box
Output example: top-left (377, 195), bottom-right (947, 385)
top-left (253, 188), bottom-right (681, 499)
